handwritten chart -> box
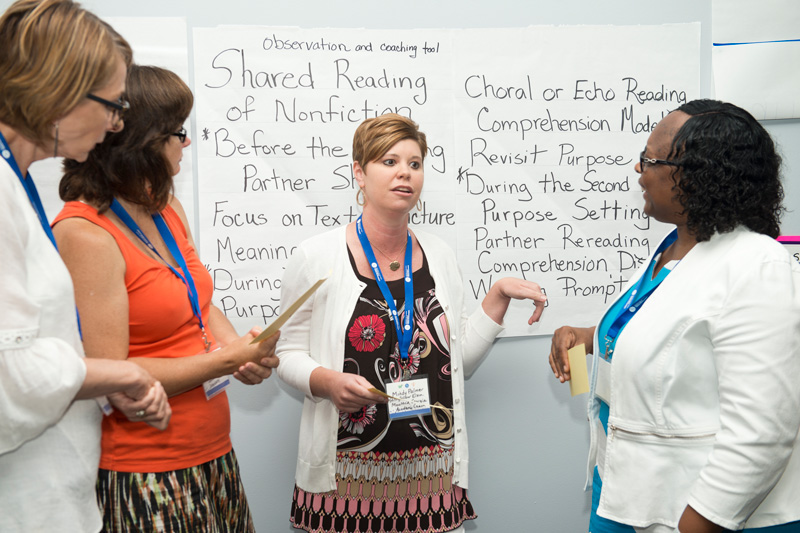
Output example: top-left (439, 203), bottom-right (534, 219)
top-left (192, 24), bottom-right (700, 336)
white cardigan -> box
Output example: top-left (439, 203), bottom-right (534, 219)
top-left (588, 227), bottom-right (800, 530)
top-left (277, 225), bottom-right (504, 494)
top-left (0, 161), bottom-right (102, 532)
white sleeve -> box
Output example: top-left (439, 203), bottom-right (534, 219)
top-left (0, 173), bottom-right (86, 455)
top-left (437, 251), bottom-right (504, 376)
top-left (461, 304), bottom-right (505, 377)
top-left (687, 256), bottom-right (800, 529)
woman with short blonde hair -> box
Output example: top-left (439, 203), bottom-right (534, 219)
top-left (278, 113), bottom-right (547, 533)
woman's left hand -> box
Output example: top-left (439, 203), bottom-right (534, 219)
top-left (482, 277), bottom-right (547, 325)
top-left (108, 381), bottom-right (171, 430)
top-left (233, 357), bottom-right (279, 385)
top-left (231, 326), bottom-right (280, 385)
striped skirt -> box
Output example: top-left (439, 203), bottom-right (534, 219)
top-left (97, 449), bottom-right (254, 532)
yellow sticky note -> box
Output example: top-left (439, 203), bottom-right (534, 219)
top-left (568, 343), bottom-right (590, 396)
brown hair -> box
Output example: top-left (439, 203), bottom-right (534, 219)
top-left (60, 65), bottom-right (193, 212)
top-left (0, 0), bottom-right (132, 145)
top-left (352, 113), bottom-right (427, 168)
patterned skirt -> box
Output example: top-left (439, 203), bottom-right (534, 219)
top-left (97, 449), bottom-right (254, 533)
top-left (290, 445), bottom-right (475, 533)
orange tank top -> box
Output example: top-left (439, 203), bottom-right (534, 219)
top-left (54, 201), bottom-right (231, 472)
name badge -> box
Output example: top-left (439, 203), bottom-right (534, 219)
top-left (203, 376), bottom-right (230, 400)
top-left (386, 376), bottom-right (432, 420)
top-left (95, 396), bottom-right (113, 415)
top-left (202, 346), bottom-right (230, 400)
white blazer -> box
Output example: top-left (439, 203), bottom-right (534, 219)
top-left (588, 227), bottom-right (800, 530)
top-left (0, 160), bottom-right (102, 532)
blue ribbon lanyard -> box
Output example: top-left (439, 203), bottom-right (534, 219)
top-left (110, 199), bottom-right (211, 352)
top-left (1, 130), bottom-right (85, 338)
top-left (356, 215), bottom-right (414, 376)
top-left (0, 131), bottom-right (58, 250)
top-left (603, 230), bottom-right (678, 360)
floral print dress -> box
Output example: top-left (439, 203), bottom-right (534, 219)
top-left (290, 248), bottom-right (475, 533)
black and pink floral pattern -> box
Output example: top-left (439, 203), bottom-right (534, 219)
top-left (291, 248), bottom-right (472, 533)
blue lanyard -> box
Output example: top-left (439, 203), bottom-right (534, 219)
top-left (1, 130), bottom-right (84, 338)
top-left (356, 215), bottom-right (414, 372)
top-left (110, 199), bottom-right (211, 352)
top-left (0, 131), bottom-right (58, 250)
top-left (603, 229), bottom-right (678, 359)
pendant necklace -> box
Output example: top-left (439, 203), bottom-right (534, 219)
top-left (371, 241), bottom-right (404, 271)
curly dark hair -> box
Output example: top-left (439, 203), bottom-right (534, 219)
top-left (60, 64), bottom-right (193, 212)
top-left (666, 99), bottom-right (784, 241)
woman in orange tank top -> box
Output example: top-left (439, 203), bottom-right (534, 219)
top-left (53, 65), bottom-right (280, 532)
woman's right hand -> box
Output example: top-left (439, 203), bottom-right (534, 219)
top-left (310, 367), bottom-right (388, 413)
top-left (220, 328), bottom-right (280, 379)
top-left (549, 326), bottom-right (595, 383)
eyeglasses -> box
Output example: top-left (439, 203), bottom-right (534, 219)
top-left (171, 127), bottom-right (187, 143)
top-left (86, 93), bottom-right (129, 125)
top-left (639, 151), bottom-right (681, 170)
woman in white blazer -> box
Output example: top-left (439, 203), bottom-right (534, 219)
top-left (549, 100), bottom-right (800, 533)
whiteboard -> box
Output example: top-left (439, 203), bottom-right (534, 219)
top-left (192, 24), bottom-right (699, 337)
top-left (7, 0), bottom-right (800, 531)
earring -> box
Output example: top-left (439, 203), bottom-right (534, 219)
top-left (416, 198), bottom-right (423, 211)
top-left (356, 188), bottom-right (366, 206)
top-left (53, 122), bottom-right (59, 158)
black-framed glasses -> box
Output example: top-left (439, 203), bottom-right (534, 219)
top-left (86, 93), bottom-right (130, 124)
top-left (639, 151), bottom-right (681, 170)
top-left (171, 127), bottom-right (187, 143)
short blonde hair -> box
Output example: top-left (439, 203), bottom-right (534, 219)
top-left (0, 0), bottom-right (132, 145)
top-left (352, 113), bottom-right (427, 168)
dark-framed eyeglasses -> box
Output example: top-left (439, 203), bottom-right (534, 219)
top-left (171, 127), bottom-right (187, 143)
top-left (86, 93), bottom-right (130, 124)
top-left (639, 151), bottom-right (681, 171)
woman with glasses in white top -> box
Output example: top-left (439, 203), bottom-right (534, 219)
top-left (0, 2), bottom-right (170, 532)
top-left (549, 100), bottom-right (800, 533)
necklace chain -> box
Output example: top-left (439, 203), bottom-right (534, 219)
top-left (370, 240), bottom-right (406, 271)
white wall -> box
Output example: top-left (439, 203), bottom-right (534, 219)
top-left (5, 1), bottom-right (799, 531)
